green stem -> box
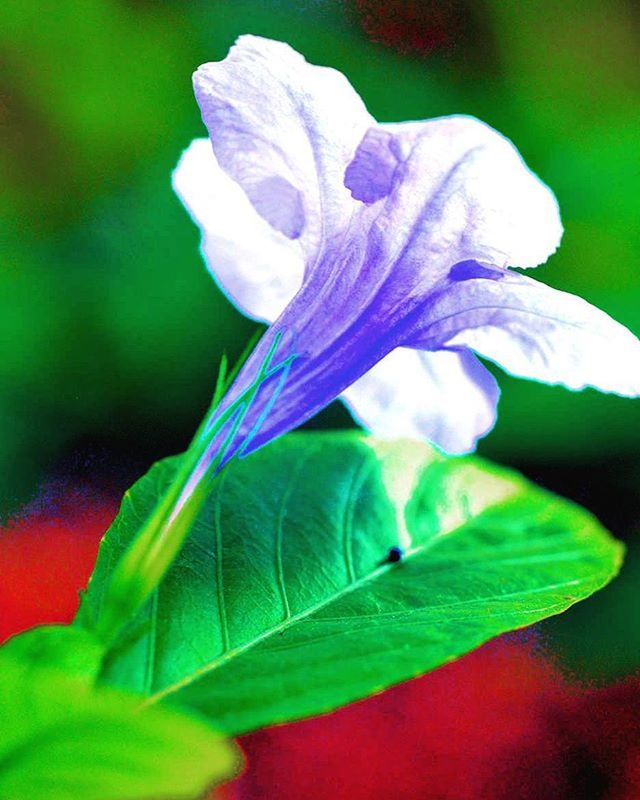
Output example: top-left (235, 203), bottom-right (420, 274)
top-left (92, 332), bottom-right (288, 646)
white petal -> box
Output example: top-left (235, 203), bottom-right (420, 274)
top-left (347, 116), bottom-right (562, 272)
top-left (421, 269), bottom-right (640, 396)
top-left (172, 138), bottom-right (304, 323)
top-left (193, 35), bottom-right (373, 263)
top-left (341, 347), bottom-right (500, 454)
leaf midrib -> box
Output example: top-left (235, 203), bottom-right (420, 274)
top-left (144, 481), bottom-right (526, 706)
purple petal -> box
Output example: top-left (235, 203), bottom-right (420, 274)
top-left (413, 267), bottom-right (640, 396)
top-left (172, 138), bottom-right (304, 322)
top-left (349, 116), bottom-right (563, 275)
top-left (249, 175), bottom-right (305, 239)
top-left (344, 127), bottom-right (399, 204)
top-left (342, 347), bottom-right (499, 454)
top-left (193, 35), bottom-right (373, 262)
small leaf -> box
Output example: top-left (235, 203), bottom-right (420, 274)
top-left (0, 648), bottom-right (239, 799)
top-left (80, 433), bottom-right (623, 735)
top-left (1, 625), bottom-right (104, 681)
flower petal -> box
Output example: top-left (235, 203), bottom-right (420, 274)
top-left (415, 266), bottom-right (640, 396)
top-left (344, 127), bottom-right (399, 204)
top-left (193, 35), bottom-right (373, 262)
top-left (345, 116), bottom-right (562, 272)
top-left (172, 138), bottom-right (303, 322)
top-left (341, 347), bottom-right (500, 454)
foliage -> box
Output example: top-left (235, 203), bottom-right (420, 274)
top-left (79, 433), bottom-right (622, 734)
top-left (0, 638), bottom-right (239, 800)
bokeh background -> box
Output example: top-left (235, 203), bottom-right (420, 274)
top-left (2, 1), bottom-right (640, 796)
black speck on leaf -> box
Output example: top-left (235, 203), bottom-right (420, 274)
top-left (386, 546), bottom-right (404, 564)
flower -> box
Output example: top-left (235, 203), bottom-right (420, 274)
top-left (174, 35), bottom-right (640, 457)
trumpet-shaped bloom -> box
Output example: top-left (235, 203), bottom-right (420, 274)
top-left (174, 35), bottom-right (640, 456)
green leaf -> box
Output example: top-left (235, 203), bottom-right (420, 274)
top-left (0, 648), bottom-right (239, 800)
top-left (1, 625), bottom-right (105, 681)
top-left (80, 433), bottom-right (623, 735)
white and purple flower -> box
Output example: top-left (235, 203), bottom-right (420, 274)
top-left (174, 35), bottom-right (640, 458)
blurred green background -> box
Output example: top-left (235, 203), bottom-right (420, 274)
top-left (1, 0), bottom-right (639, 680)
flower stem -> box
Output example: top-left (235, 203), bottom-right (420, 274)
top-left (91, 331), bottom-right (290, 647)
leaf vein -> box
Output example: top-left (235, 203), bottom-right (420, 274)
top-left (214, 470), bottom-right (231, 655)
top-left (146, 483), bottom-right (526, 706)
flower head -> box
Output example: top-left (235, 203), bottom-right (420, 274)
top-left (174, 35), bottom-right (640, 456)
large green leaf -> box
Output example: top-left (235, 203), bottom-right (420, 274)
top-left (0, 648), bottom-right (239, 800)
top-left (80, 433), bottom-right (622, 735)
